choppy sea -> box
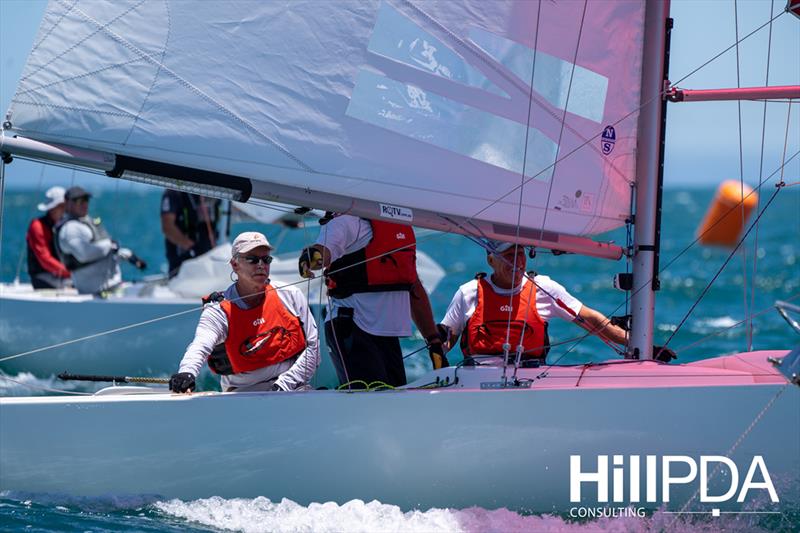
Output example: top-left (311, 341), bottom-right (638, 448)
top-left (1, 184), bottom-right (798, 532)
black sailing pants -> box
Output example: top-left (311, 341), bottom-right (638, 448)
top-left (324, 311), bottom-right (406, 389)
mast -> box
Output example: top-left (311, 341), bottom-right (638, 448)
top-left (630, 0), bottom-right (671, 359)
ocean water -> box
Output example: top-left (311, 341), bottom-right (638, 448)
top-left (1, 185), bottom-right (798, 531)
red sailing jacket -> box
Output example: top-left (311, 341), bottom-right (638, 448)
top-left (324, 219), bottom-right (417, 298)
top-left (218, 286), bottom-right (306, 374)
top-left (26, 216), bottom-right (70, 278)
top-left (461, 274), bottom-right (548, 359)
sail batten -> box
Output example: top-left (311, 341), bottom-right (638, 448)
top-left (4, 0), bottom-right (648, 243)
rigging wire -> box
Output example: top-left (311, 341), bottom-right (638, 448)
top-left (748, 0), bottom-right (777, 352)
top-left (502, 0), bottom-right (546, 383)
top-left (733, 0), bottom-right (752, 352)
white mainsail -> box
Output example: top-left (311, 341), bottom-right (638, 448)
top-left (4, 0), bottom-right (646, 258)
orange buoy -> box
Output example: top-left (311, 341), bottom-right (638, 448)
top-left (696, 180), bottom-right (758, 246)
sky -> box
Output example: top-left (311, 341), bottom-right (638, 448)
top-left (0, 0), bottom-right (798, 191)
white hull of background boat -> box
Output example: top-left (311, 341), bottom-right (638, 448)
top-left (1, 352), bottom-right (797, 513)
top-left (0, 284), bottom-right (197, 377)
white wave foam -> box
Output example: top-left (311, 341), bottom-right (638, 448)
top-left (153, 497), bottom-right (773, 533)
top-left (0, 371), bottom-right (91, 396)
top-left (696, 316), bottom-right (739, 329)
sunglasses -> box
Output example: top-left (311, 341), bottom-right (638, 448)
top-left (70, 197), bottom-right (90, 204)
top-left (241, 254), bottom-right (273, 265)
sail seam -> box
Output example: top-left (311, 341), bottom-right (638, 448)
top-left (122, 0), bottom-right (171, 146)
top-left (26, 0), bottom-right (77, 60)
top-left (20, 0), bottom-right (147, 86)
top-left (15, 58), bottom-right (145, 97)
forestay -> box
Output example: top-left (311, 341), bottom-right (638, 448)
top-left (5, 0), bottom-right (646, 255)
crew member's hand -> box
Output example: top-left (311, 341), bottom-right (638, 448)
top-left (437, 324), bottom-right (452, 351)
top-left (428, 339), bottom-right (449, 370)
top-left (653, 345), bottom-right (677, 363)
top-left (129, 254), bottom-right (147, 271)
top-left (298, 246), bottom-right (323, 278)
top-left (169, 372), bottom-right (195, 393)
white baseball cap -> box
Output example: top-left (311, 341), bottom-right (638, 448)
top-left (37, 186), bottom-right (66, 212)
top-left (484, 239), bottom-right (517, 254)
top-left (231, 231), bottom-right (274, 257)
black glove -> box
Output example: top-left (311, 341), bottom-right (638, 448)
top-left (653, 345), bottom-right (677, 363)
top-left (129, 254), bottom-right (147, 271)
top-left (169, 372), bottom-right (195, 393)
top-left (298, 247), bottom-right (323, 278)
top-left (428, 339), bottom-right (449, 370)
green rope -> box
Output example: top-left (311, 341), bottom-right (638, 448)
top-left (336, 380), bottom-right (396, 392)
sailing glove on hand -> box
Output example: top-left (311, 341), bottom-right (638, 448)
top-left (428, 339), bottom-right (449, 369)
top-left (169, 372), bottom-right (195, 393)
top-left (653, 345), bottom-right (677, 363)
top-left (298, 247), bottom-right (323, 278)
top-left (128, 253), bottom-right (147, 271)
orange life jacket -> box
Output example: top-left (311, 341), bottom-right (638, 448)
top-left (325, 219), bottom-right (417, 298)
top-left (461, 274), bottom-right (548, 359)
top-left (216, 285), bottom-right (306, 374)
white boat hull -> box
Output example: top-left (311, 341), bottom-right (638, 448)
top-left (2, 353), bottom-right (797, 512)
top-left (0, 289), bottom-right (197, 376)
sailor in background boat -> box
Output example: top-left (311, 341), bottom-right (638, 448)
top-left (298, 214), bottom-right (445, 389)
top-left (169, 232), bottom-right (320, 393)
top-left (160, 190), bottom-right (220, 277)
top-left (25, 186), bottom-right (71, 289)
top-left (438, 240), bottom-right (676, 364)
top-left (54, 186), bottom-right (147, 295)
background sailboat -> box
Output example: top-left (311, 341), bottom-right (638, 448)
top-left (0, 0), bottom-right (798, 523)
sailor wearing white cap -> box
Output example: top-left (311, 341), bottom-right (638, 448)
top-left (170, 231), bottom-right (320, 393)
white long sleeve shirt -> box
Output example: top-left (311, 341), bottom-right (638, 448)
top-left (178, 282), bottom-right (320, 391)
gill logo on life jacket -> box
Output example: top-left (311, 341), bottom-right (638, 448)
top-left (396, 232), bottom-right (406, 240)
top-left (240, 327), bottom-right (288, 356)
top-left (252, 317), bottom-right (265, 327)
top-left (500, 304), bottom-right (513, 312)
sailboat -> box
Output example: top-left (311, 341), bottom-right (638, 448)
top-left (1, 0), bottom-right (798, 515)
